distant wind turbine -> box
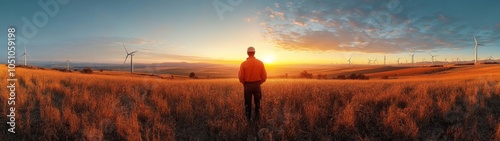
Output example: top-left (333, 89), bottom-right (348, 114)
top-left (367, 59), bottom-right (372, 65)
top-left (384, 55), bottom-right (387, 65)
top-left (428, 52), bottom-right (438, 65)
top-left (474, 36), bottom-right (483, 64)
top-left (374, 58), bottom-right (378, 65)
top-left (66, 58), bottom-right (71, 71)
top-left (123, 43), bottom-right (138, 73)
top-left (21, 44), bottom-right (29, 66)
top-left (408, 53), bottom-right (415, 67)
top-left (396, 57), bottom-right (401, 65)
top-left (347, 56), bottom-right (352, 67)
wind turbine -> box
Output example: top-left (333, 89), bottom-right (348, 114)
top-left (408, 53), bottom-right (415, 67)
top-left (123, 43), bottom-right (138, 73)
top-left (373, 58), bottom-right (378, 65)
top-left (21, 44), bottom-right (29, 66)
top-left (384, 55), bottom-right (387, 65)
top-left (396, 57), bottom-right (401, 65)
top-left (66, 58), bottom-right (71, 71)
top-left (428, 52), bottom-right (438, 65)
top-left (474, 36), bottom-right (483, 64)
top-left (347, 56), bottom-right (352, 67)
top-left (367, 59), bottom-right (372, 65)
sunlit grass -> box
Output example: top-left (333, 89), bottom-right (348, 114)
top-left (0, 65), bottom-right (499, 140)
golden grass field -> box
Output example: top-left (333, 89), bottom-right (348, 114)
top-left (1, 64), bottom-right (500, 140)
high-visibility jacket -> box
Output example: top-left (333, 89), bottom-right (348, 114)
top-left (238, 56), bottom-right (267, 84)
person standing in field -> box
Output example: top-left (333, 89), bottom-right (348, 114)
top-left (239, 46), bottom-right (267, 122)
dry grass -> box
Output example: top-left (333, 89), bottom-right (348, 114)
top-left (0, 65), bottom-right (500, 140)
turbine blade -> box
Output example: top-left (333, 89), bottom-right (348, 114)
top-left (123, 42), bottom-right (129, 54)
top-left (124, 55), bottom-right (129, 64)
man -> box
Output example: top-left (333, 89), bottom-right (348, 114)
top-left (238, 46), bottom-right (267, 121)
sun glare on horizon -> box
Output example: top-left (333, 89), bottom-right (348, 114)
top-left (264, 55), bottom-right (274, 64)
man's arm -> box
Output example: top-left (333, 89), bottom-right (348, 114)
top-left (238, 63), bottom-right (245, 84)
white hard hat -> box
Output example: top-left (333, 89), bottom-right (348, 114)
top-left (247, 46), bottom-right (255, 52)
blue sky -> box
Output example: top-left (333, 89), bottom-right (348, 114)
top-left (1, 0), bottom-right (499, 65)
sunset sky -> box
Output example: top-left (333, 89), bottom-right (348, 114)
top-left (1, 0), bottom-right (499, 65)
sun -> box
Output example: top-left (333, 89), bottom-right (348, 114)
top-left (264, 55), bottom-right (274, 64)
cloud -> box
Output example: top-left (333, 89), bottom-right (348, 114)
top-left (257, 0), bottom-right (500, 54)
top-left (438, 15), bottom-right (448, 23)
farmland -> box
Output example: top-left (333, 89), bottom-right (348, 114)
top-left (1, 65), bottom-right (500, 140)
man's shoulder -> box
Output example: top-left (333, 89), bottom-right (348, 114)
top-left (242, 57), bottom-right (264, 65)
top-left (250, 58), bottom-right (263, 64)
top-left (240, 60), bottom-right (249, 67)
top-left (255, 59), bottom-right (264, 65)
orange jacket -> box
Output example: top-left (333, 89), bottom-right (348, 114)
top-left (238, 57), bottom-right (267, 84)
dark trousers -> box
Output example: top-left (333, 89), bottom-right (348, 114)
top-left (244, 82), bottom-right (262, 120)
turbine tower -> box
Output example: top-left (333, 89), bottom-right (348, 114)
top-left (428, 52), bottom-right (438, 65)
top-left (408, 53), bottom-right (415, 67)
top-left (396, 58), bottom-right (401, 65)
top-left (474, 36), bottom-right (483, 64)
top-left (21, 44), bottom-right (29, 66)
top-left (66, 58), bottom-right (71, 71)
top-left (123, 43), bottom-right (138, 73)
